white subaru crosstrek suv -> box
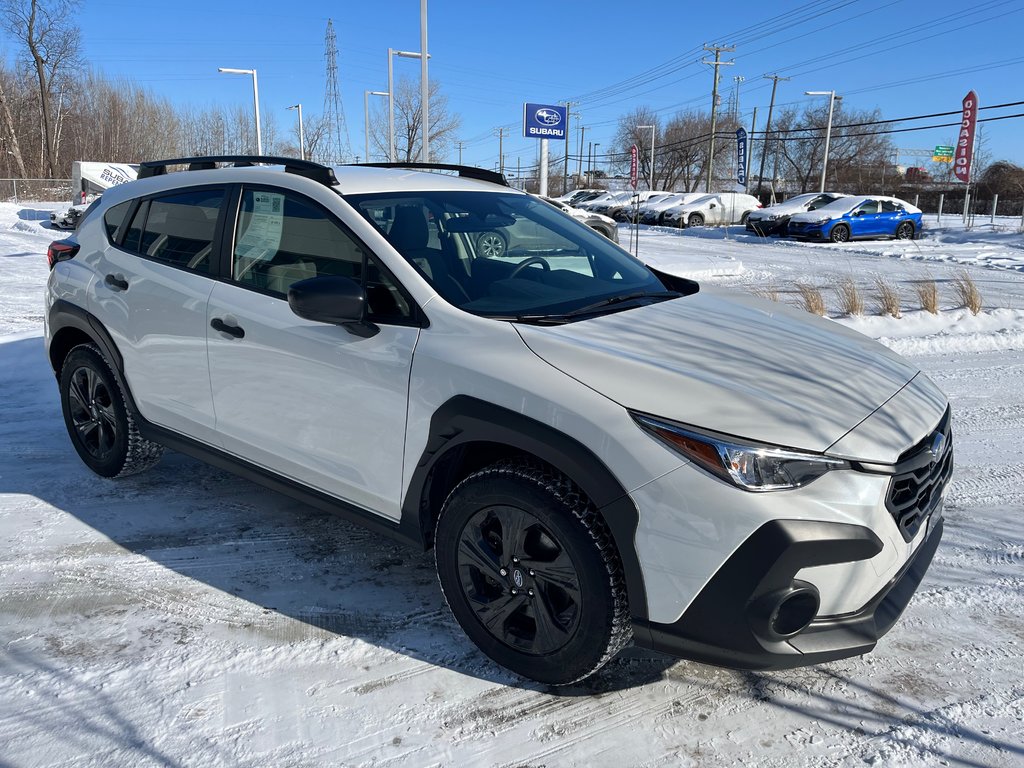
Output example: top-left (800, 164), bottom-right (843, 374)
top-left (44, 156), bottom-right (951, 686)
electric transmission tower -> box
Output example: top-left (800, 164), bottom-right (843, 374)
top-left (323, 20), bottom-right (353, 163)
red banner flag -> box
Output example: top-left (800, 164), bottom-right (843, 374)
top-left (954, 90), bottom-right (978, 184)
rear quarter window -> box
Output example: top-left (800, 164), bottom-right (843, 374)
top-left (102, 201), bottom-right (132, 242)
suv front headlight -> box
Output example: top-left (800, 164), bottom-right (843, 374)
top-left (632, 413), bottom-right (849, 492)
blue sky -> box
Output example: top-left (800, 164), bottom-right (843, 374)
top-left (7, 0), bottom-right (1024, 173)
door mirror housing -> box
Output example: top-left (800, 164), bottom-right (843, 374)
top-left (288, 276), bottom-right (379, 337)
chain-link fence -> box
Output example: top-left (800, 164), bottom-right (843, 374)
top-left (0, 179), bottom-right (73, 203)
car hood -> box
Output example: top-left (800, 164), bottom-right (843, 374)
top-left (749, 202), bottom-right (811, 219)
top-left (790, 208), bottom-right (846, 223)
top-left (516, 287), bottom-right (923, 456)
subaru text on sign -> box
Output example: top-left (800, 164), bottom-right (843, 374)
top-left (523, 103), bottom-right (567, 140)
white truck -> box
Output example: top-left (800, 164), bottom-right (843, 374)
top-left (50, 161), bottom-right (138, 229)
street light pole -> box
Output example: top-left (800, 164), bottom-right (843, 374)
top-left (387, 49), bottom-right (429, 162)
top-left (806, 90), bottom-right (842, 193)
top-left (638, 124), bottom-right (655, 190)
top-left (364, 90), bottom-right (389, 162)
top-left (218, 67), bottom-right (262, 155)
top-left (420, 0), bottom-right (429, 163)
top-left (287, 104), bottom-right (304, 160)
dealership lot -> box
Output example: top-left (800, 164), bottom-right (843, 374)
top-left (1, 206), bottom-right (1022, 767)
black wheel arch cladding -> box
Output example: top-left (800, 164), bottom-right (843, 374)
top-left (400, 395), bottom-right (650, 621)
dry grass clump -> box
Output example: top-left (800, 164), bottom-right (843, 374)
top-left (795, 282), bottom-right (827, 316)
top-left (752, 283), bottom-right (780, 302)
top-left (951, 270), bottom-right (983, 315)
top-left (874, 276), bottom-right (902, 318)
top-left (835, 276), bottom-right (864, 316)
top-left (915, 279), bottom-right (939, 314)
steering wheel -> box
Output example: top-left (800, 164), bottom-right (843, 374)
top-left (509, 256), bottom-right (551, 278)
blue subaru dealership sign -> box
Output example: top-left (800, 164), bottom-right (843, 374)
top-left (524, 103), bottom-right (567, 140)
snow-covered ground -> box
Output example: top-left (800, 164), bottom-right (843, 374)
top-left (1, 203), bottom-right (1022, 767)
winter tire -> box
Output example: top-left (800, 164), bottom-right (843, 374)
top-left (59, 343), bottom-right (163, 478)
top-left (477, 231), bottom-right (507, 258)
top-left (829, 224), bottom-right (851, 243)
top-left (895, 221), bottom-right (915, 240)
top-left (434, 458), bottom-right (631, 685)
top-left (687, 213), bottom-right (704, 228)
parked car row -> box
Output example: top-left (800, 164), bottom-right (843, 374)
top-left (557, 187), bottom-right (923, 243)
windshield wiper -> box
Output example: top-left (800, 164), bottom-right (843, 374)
top-left (495, 291), bottom-right (682, 325)
top-left (559, 290), bottom-right (681, 319)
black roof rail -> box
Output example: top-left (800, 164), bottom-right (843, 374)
top-left (350, 162), bottom-right (510, 187)
top-left (137, 155), bottom-right (338, 187)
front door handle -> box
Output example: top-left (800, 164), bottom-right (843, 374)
top-left (104, 274), bottom-right (129, 291)
top-left (210, 317), bottom-right (245, 339)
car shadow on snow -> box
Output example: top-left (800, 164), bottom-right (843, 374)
top-left (0, 335), bottom-right (675, 695)
top-left (731, 667), bottom-right (1024, 767)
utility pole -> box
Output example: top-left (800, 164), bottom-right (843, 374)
top-left (495, 127), bottom-right (507, 175)
top-left (562, 101), bottom-right (578, 194)
top-left (456, 141), bottom-right (464, 164)
top-left (756, 73), bottom-right (789, 201)
top-left (587, 141), bottom-right (593, 185)
top-left (702, 44), bottom-right (735, 193)
top-left (577, 125), bottom-right (587, 183)
top-left (730, 75), bottom-right (745, 119)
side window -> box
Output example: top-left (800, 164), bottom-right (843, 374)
top-left (880, 200), bottom-right (902, 213)
top-left (103, 201), bottom-right (132, 242)
top-left (118, 189), bottom-right (224, 275)
top-left (231, 188), bottom-right (412, 322)
top-left (853, 200), bottom-right (879, 216)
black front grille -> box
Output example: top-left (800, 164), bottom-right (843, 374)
top-left (886, 413), bottom-right (954, 542)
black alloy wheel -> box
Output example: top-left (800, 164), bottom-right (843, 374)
top-left (59, 343), bottom-right (163, 478)
top-left (435, 459), bottom-right (631, 685)
top-left (66, 362), bottom-right (119, 464)
top-left (455, 505), bottom-right (582, 656)
top-left (829, 223), bottom-right (851, 243)
top-left (895, 221), bottom-right (915, 240)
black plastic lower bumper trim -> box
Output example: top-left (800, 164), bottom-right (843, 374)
top-left (632, 517), bottom-right (943, 670)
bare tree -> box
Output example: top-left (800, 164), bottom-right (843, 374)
top-left (612, 107), bottom-right (738, 191)
top-left (1, 0), bottom-right (81, 177)
top-left (0, 65), bottom-right (28, 177)
top-left (369, 76), bottom-right (461, 162)
top-left (768, 104), bottom-right (892, 194)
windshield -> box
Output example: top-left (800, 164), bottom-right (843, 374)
top-left (347, 190), bottom-right (673, 322)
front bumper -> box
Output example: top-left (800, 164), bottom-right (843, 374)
top-left (633, 515), bottom-right (943, 669)
top-left (785, 221), bottom-right (827, 239)
top-left (746, 218), bottom-right (785, 236)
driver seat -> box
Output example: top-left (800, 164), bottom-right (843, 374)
top-left (387, 205), bottom-right (469, 303)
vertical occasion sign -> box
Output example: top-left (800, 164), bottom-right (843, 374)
top-left (735, 128), bottom-right (748, 186)
top-left (630, 144), bottom-right (639, 189)
top-left (954, 90), bottom-right (978, 183)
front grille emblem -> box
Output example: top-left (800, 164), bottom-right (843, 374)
top-left (929, 432), bottom-right (946, 464)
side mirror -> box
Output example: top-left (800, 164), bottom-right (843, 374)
top-left (854, 210), bottom-right (866, 217)
top-left (709, 203), bottom-right (717, 209)
top-left (288, 275), bottom-right (379, 338)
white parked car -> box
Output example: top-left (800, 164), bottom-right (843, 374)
top-left (746, 192), bottom-right (848, 236)
top-left (539, 196), bottom-right (619, 242)
top-left (576, 190), bottom-right (634, 212)
top-left (639, 192), bottom-right (707, 225)
top-left (662, 192), bottom-right (762, 228)
top-left (44, 156), bottom-right (950, 686)
top-left (606, 191), bottom-right (675, 222)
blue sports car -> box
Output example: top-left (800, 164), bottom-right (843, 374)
top-left (786, 195), bottom-right (923, 243)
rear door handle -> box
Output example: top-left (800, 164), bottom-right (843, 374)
top-left (104, 274), bottom-right (129, 291)
top-left (210, 317), bottom-right (245, 339)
